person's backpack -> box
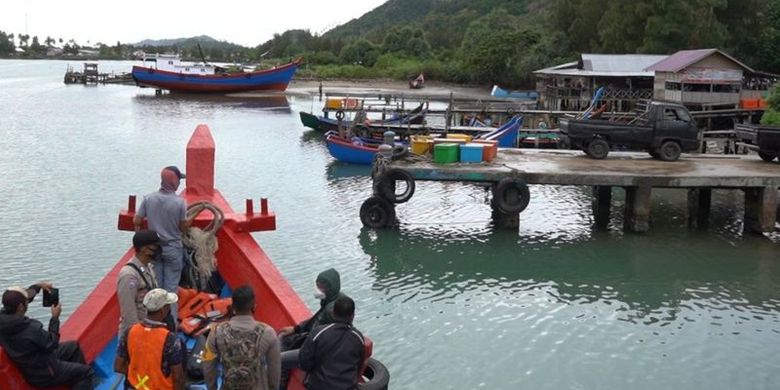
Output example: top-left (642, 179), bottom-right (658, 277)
top-left (215, 322), bottom-right (266, 390)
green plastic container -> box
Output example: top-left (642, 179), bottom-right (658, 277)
top-left (434, 143), bottom-right (459, 164)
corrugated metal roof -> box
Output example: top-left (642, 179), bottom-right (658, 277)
top-left (581, 54), bottom-right (669, 72)
top-left (644, 49), bottom-right (755, 73)
top-left (534, 54), bottom-right (667, 77)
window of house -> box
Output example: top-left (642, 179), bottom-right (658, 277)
top-left (665, 82), bottom-right (681, 91)
top-left (713, 84), bottom-right (740, 93)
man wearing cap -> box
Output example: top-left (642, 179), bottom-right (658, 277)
top-left (0, 282), bottom-right (94, 389)
top-left (133, 165), bottom-right (193, 323)
top-left (117, 229), bottom-right (161, 339)
top-left (115, 288), bottom-right (185, 390)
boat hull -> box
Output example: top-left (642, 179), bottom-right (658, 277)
top-left (326, 135), bottom-right (378, 165)
top-left (132, 59), bottom-right (301, 93)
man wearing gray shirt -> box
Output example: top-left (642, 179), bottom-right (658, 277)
top-left (117, 230), bottom-right (160, 338)
top-left (133, 166), bottom-right (192, 323)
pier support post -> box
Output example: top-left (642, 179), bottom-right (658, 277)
top-left (624, 186), bottom-right (651, 233)
top-left (687, 188), bottom-right (712, 229)
top-left (591, 186), bottom-right (612, 230)
top-left (744, 186), bottom-right (777, 234)
top-left (491, 210), bottom-right (519, 230)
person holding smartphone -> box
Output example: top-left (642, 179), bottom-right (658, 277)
top-left (0, 282), bottom-right (94, 390)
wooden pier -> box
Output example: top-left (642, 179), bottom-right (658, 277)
top-left (63, 62), bottom-right (134, 85)
top-left (363, 149), bottom-right (780, 233)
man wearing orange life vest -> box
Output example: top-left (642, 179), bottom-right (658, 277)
top-left (114, 288), bottom-right (185, 390)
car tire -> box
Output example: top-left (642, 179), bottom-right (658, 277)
top-left (658, 140), bottom-right (682, 161)
top-left (586, 139), bottom-right (609, 159)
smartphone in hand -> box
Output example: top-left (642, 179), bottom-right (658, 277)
top-left (43, 288), bottom-right (59, 307)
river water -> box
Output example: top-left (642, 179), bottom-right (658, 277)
top-left (1, 59), bottom-right (779, 389)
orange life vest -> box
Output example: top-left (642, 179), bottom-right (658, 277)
top-left (179, 296), bottom-right (233, 336)
top-left (127, 323), bottom-right (173, 390)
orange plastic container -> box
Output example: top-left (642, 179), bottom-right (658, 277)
top-left (741, 99), bottom-right (759, 109)
top-left (472, 139), bottom-right (498, 162)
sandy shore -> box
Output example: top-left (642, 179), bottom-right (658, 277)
top-left (236, 79), bottom-right (496, 101)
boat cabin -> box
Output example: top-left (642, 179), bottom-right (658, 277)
top-left (141, 53), bottom-right (217, 75)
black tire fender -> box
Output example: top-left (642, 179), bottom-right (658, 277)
top-left (391, 145), bottom-right (408, 160)
top-left (359, 197), bottom-right (395, 228)
top-left (492, 177), bottom-right (530, 214)
top-left (377, 168), bottom-right (415, 204)
top-left (358, 358), bottom-right (390, 390)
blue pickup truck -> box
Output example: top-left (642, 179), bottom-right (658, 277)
top-left (560, 101), bottom-right (700, 161)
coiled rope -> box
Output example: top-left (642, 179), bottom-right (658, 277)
top-left (183, 201), bottom-right (224, 288)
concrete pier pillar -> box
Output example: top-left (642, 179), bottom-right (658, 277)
top-left (591, 186), bottom-right (612, 230)
top-left (491, 209), bottom-right (519, 229)
top-left (687, 188), bottom-right (712, 229)
top-left (744, 186), bottom-right (777, 234)
top-left (624, 186), bottom-right (652, 233)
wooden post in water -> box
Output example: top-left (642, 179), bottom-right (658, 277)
top-left (744, 186), bottom-right (777, 233)
top-left (624, 186), bottom-right (651, 233)
top-left (592, 186), bottom-right (612, 230)
top-left (687, 188), bottom-right (712, 229)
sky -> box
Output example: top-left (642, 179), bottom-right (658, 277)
top-left (0, 0), bottom-right (388, 47)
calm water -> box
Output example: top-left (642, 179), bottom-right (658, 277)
top-left (1, 60), bottom-right (779, 389)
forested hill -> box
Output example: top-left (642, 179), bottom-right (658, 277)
top-left (257, 0), bottom-right (779, 86)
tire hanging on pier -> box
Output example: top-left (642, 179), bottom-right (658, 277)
top-left (376, 168), bottom-right (415, 204)
top-left (360, 196), bottom-right (396, 228)
top-left (492, 177), bottom-right (530, 214)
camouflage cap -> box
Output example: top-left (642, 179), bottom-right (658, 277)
top-left (143, 288), bottom-right (178, 312)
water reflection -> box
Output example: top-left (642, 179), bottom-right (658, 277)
top-left (326, 161), bottom-right (371, 181)
top-left (358, 226), bottom-right (780, 320)
top-left (132, 92), bottom-right (291, 113)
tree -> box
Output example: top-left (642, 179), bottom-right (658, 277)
top-left (459, 9), bottom-right (539, 85)
top-left (339, 38), bottom-right (380, 66)
top-left (382, 27), bottom-right (432, 59)
top-left (0, 31), bottom-right (14, 55)
top-left (29, 36), bottom-right (43, 55)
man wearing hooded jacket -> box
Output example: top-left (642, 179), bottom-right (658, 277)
top-left (0, 282), bottom-right (94, 389)
top-left (278, 268), bottom-right (347, 388)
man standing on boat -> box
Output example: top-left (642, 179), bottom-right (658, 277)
top-left (299, 296), bottom-right (365, 390)
top-left (202, 285), bottom-right (281, 390)
top-left (117, 229), bottom-right (161, 338)
top-left (115, 288), bottom-right (185, 390)
top-left (0, 282), bottom-right (94, 390)
top-left (134, 165), bottom-right (193, 323)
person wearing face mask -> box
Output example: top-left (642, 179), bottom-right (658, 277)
top-left (277, 268), bottom-right (347, 389)
top-left (0, 282), bottom-right (94, 389)
top-left (133, 165), bottom-right (193, 324)
top-left (117, 229), bottom-right (162, 339)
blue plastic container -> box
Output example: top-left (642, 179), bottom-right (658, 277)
top-left (460, 143), bottom-right (484, 163)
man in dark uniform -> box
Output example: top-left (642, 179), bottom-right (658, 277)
top-left (299, 296), bottom-right (365, 390)
top-left (0, 282), bottom-right (94, 389)
top-left (117, 229), bottom-right (161, 338)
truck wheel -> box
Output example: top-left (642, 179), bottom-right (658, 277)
top-left (658, 140), bottom-right (681, 161)
top-left (758, 151), bottom-right (777, 162)
top-left (586, 139), bottom-right (609, 159)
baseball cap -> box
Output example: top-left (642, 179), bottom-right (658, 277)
top-left (133, 230), bottom-right (161, 249)
top-left (163, 166), bottom-right (186, 179)
top-left (143, 288), bottom-right (178, 312)
top-left (2, 286), bottom-right (33, 308)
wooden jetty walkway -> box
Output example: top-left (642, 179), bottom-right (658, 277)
top-left (364, 149), bottom-right (780, 233)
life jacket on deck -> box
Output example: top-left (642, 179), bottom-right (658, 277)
top-left (128, 323), bottom-right (174, 390)
top-left (177, 288), bottom-right (232, 336)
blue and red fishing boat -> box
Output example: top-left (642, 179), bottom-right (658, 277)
top-left (0, 125), bottom-right (388, 389)
top-left (132, 58), bottom-right (302, 93)
top-left (326, 116), bottom-right (523, 165)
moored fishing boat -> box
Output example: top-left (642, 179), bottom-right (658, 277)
top-left (0, 125), bottom-right (388, 389)
top-left (132, 58), bottom-right (303, 93)
top-left (300, 103), bottom-right (426, 132)
top-left (326, 116), bottom-right (523, 165)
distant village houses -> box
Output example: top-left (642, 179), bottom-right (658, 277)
top-left (534, 49), bottom-right (777, 113)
